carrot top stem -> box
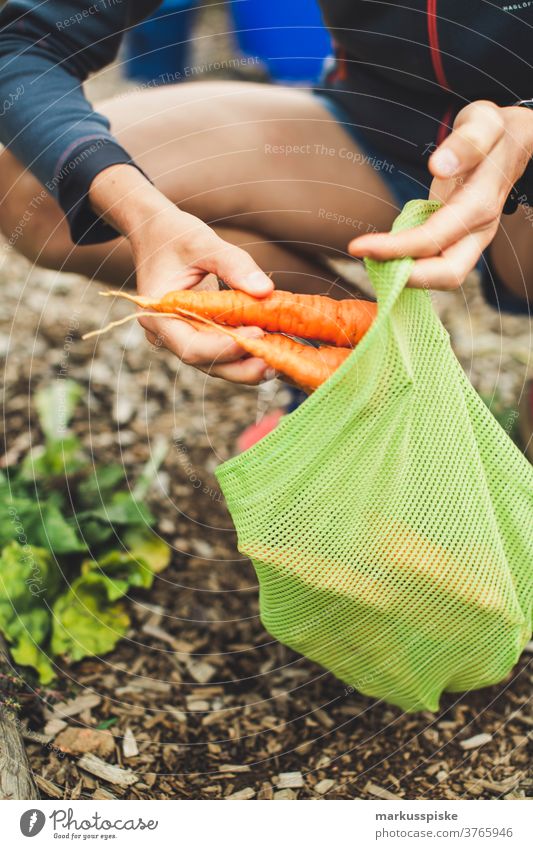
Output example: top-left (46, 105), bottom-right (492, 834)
top-left (82, 311), bottom-right (161, 340)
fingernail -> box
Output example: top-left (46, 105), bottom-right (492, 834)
top-left (245, 271), bottom-right (272, 293)
top-left (432, 148), bottom-right (460, 177)
top-left (262, 368), bottom-right (277, 382)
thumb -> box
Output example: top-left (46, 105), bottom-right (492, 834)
top-left (211, 241), bottom-right (273, 297)
top-left (429, 101), bottom-right (504, 179)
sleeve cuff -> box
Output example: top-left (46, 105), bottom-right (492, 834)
top-left (56, 139), bottom-right (149, 245)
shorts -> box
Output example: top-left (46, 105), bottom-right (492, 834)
top-left (314, 92), bottom-right (531, 317)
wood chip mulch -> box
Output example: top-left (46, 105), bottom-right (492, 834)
top-left (1, 253), bottom-right (531, 801)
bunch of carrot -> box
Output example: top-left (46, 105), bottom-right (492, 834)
top-left (85, 288), bottom-right (377, 393)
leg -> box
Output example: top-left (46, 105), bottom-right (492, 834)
top-left (0, 153), bottom-right (352, 296)
top-left (0, 81), bottom-right (397, 288)
top-left (486, 206), bottom-right (532, 462)
top-left (487, 207), bottom-right (533, 304)
top-left (0, 149), bottom-right (134, 282)
top-left (214, 226), bottom-right (355, 298)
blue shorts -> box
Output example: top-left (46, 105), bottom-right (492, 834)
top-left (315, 93), bottom-right (531, 317)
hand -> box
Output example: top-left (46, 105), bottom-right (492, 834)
top-left (89, 165), bottom-right (274, 383)
top-left (348, 101), bottom-right (533, 289)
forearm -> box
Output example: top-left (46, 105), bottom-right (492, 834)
top-left (0, 1), bottom-right (142, 244)
top-left (88, 164), bottom-right (178, 239)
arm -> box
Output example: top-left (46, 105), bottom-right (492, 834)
top-left (89, 164), bottom-right (275, 384)
top-left (349, 101), bottom-right (533, 290)
top-left (0, 0), bottom-right (143, 243)
top-left (1, 1), bottom-right (274, 381)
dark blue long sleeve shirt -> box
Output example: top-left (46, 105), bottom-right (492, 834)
top-left (0, 1), bottom-right (161, 243)
top-left (1, 1), bottom-right (533, 245)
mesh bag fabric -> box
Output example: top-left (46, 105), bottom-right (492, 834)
top-left (216, 200), bottom-right (533, 712)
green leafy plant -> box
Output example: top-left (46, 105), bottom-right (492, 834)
top-left (0, 380), bottom-right (171, 683)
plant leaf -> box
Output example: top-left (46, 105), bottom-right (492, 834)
top-left (96, 717), bottom-right (118, 730)
top-left (11, 633), bottom-right (56, 685)
top-left (82, 551), bottom-right (154, 600)
top-left (123, 527), bottom-right (172, 574)
top-left (0, 542), bottom-right (57, 683)
top-left (77, 464), bottom-right (126, 506)
top-left (132, 435), bottom-right (169, 501)
top-left (35, 380), bottom-right (83, 442)
top-left (0, 496), bottom-right (86, 555)
top-left (0, 541), bottom-right (60, 611)
top-left (75, 492), bottom-right (154, 537)
top-left (19, 434), bottom-right (85, 481)
top-left (51, 574), bottom-right (130, 662)
top-left (40, 501), bottom-right (87, 554)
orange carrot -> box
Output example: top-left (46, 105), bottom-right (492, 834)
top-left (161, 306), bottom-right (351, 392)
top-left (208, 331), bottom-right (350, 393)
top-left (108, 289), bottom-right (376, 347)
top-left (83, 304), bottom-right (351, 392)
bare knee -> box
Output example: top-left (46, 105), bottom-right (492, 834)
top-left (0, 151), bottom-right (74, 269)
top-left (0, 193), bottom-right (74, 270)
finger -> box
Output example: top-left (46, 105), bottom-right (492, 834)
top-left (204, 357), bottom-right (276, 386)
top-left (205, 240), bottom-right (274, 297)
top-left (144, 330), bottom-right (158, 346)
top-left (407, 231), bottom-right (488, 290)
top-left (139, 314), bottom-right (264, 365)
top-left (348, 183), bottom-right (496, 260)
top-left (430, 101), bottom-right (504, 179)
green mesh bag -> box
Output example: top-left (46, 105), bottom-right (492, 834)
top-left (216, 199), bottom-right (533, 712)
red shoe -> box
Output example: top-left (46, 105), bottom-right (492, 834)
top-left (519, 380), bottom-right (533, 463)
top-left (237, 410), bottom-right (284, 452)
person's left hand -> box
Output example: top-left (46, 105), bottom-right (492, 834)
top-left (348, 100), bottom-right (533, 289)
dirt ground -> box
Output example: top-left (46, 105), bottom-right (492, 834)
top-left (0, 2), bottom-right (532, 801)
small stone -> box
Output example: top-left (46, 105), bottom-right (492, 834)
top-left (504, 789), bottom-right (526, 800)
top-left (89, 361), bottom-right (113, 384)
top-left (0, 334), bottom-right (10, 357)
top-left (257, 782), bottom-right (274, 800)
top-left (50, 693), bottom-right (101, 719)
top-left (315, 779), bottom-right (335, 795)
top-left (277, 771), bottom-right (304, 789)
top-left (218, 764), bottom-right (251, 774)
top-left (122, 727), bottom-right (139, 759)
top-left (365, 782), bottom-right (402, 800)
top-left (165, 707), bottom-right (187, 724)
top-left (460, 733), bottom-right (492, 750)
top-left (44, 718), bottom-right (67, 737)
top-left (274, 789), bottom-right (297, 800)
top-left (93, 788), bottom-right (116, 800)
top-left (187, 660), bottom-right (216, 684)
top-left (186, 698), bottom-right (210, 712)
top-left (436, 770), bottom-right (448, 782)
top-left (55, 727), bottom-right (115, 759)
top-left (191, 538), bottom-right (213, 558)
top-left (226, 787), bottom-right (255, 800)
top-left (158, 518), bottom-right (175, 535)
top-left (114, 395), bottom-right (134, 425)
top-left (425, 763), bottom-right (442, 776)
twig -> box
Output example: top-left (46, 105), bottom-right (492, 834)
top-left (0, 639), bottom-right (39, 800)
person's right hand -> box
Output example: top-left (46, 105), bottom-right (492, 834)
top-left (89, 164), bottom-right (275, 384)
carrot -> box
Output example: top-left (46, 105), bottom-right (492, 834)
top-left (147, 304), bottom-right (351, 392)
top-left (107, 288), bottom-right (377, 348)
top-left (202, 329), bottom-right (351, 393)
top-left (83, 304), bottom-right (351, 392)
